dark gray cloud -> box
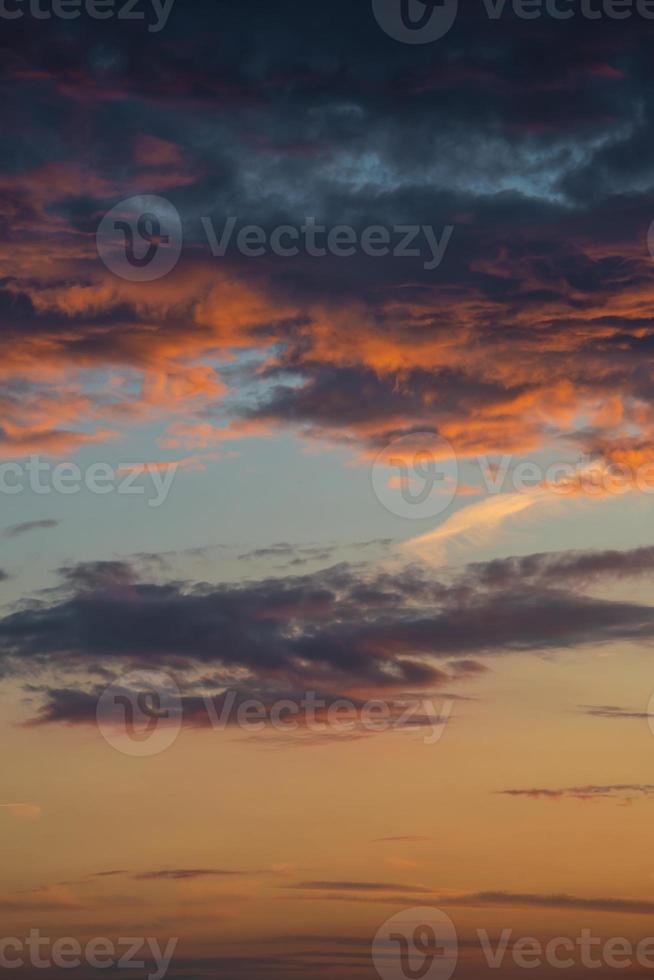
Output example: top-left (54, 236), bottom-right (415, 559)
top-left (25, 684), bottom-right (450, 736)
top-left (6, 543), bottom-right (654, 724)
top-left (443, 892), bottom-right (654, 915)
top-left (3, 520), bottom-right (59, 539)
top-left (1, 0), bottom-right (654, 469)
top-left (282, 887), bottom-right (654, 915)
top-left (499, 784), bottom-right (654, 802)
top-left (237, 540), bottom-right (391, 568)
top-left (371, 835), bottom-right (432, 843)
top-left (289, 881), bottom-right (432, 893)
top-left (64, 867), bottom-right (248, 883)
top-left (133, 869), bottom-right (246, 881)
top-left (0, 550), bottom-right (648, 679)
top-left (579, 704), bottom-right (654, 720)
top-left (468, 546), bottom-right (654, 589)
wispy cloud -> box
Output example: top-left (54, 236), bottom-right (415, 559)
top-left (499, 785), bottom-right (654, 804)
top-left (371, 835), bottom-right (432, 843)
top-left (403, 493), bottom-right (542, 561)
top-left (3, 520), bottom-right (58, 539)
top-left (579, 705), bottom-right (654, 720)
top-left (288, 880), bottom-right (433, 893)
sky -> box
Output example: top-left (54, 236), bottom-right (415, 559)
top-left (4, 1), bottom-right (654, 978)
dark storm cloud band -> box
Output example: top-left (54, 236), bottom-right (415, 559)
top-left (0, 0), bottom-right (653, 475)
top-left (3, 543), bottom-right (654, 726)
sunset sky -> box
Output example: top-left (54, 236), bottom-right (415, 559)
top-left (3, 2), bottom-right (654, 979)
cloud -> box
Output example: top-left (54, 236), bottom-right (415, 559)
top-left (133, 869), bottom-right (247, 881)
top-left (471, 546), bottom-right (654, 589)
top-left (404, 493), bottom-right (542, 560)
top-left (289, 881), bottom-right (432, 893)
top-left (578, 705), bottom-right (654, 720)
top-left (3, 519), bottom-right (59, 539)
top-left (0, 3), bottom-right (653, 476)
top-left (237, 543), bottom-right (336, 566)
top-left (25, 685), bottom-right (451, 746)
top-left (8, 543), bottom-right (654, 721)
top-left (371, 836), bottom-right (432, 843)
top-left (60, 868), bottom-right (250, 885)
top-left (498, 785), bottom-right (654, 803)
top-left (442, 892), bottom-right (654, 915)
top-left (282, 886), bottom-right (654, 915)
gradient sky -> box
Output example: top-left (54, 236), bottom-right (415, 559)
top-left (3, 2), bottom-right (654, 979)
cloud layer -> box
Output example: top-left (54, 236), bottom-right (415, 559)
top-left (3, 543), bottom-right (653, 723)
